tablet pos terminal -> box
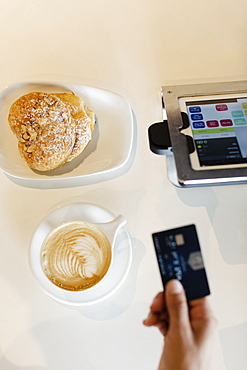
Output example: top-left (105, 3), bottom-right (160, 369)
top-left (149, 81), bottom-right (247, 187)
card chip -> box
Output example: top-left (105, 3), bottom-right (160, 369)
top-left (175, 233), bottom-right (184, 246)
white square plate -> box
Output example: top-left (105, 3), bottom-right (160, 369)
top-left (0, 82), bottom-right (134, 181)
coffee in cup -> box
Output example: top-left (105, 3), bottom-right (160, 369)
top-left (40, 221), bottom-right (112, 291)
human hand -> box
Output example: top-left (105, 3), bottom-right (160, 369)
top-left (143, 279), bottom-right (217, 370)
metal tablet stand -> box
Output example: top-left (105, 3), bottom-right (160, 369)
top-left (148, 81), bottom-right (247, 187)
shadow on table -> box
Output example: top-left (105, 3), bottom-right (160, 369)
top-left (0, 354), bottom-right (43, 370)
top-left (73, 237), bottom-right (146, 320)
top-left (163, 184), bottom-right (247, 265)
top-left (219, 321), bottom-right (247, 370)
top-left (0, 237), bottom-right (145, 369)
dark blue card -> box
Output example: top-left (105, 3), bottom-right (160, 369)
top-left (152, 224), bottom-right (210, 301)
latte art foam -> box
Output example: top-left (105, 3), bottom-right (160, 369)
top-left (41, 222), bottom-right (112, 291)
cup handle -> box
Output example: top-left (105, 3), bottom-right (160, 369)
top-left (94, 215), bottom-right (126, 247)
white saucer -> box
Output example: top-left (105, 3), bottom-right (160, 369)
top-left (29, 202), bottom-right (133, 306)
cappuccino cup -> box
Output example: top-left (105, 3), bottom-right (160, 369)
top-left (33, 214), bottom-right (126, 296)
top-left (41, 221), bottom-right (112, 291)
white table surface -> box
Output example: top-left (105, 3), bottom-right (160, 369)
top-left (1, 1), bottom-right (247, 369)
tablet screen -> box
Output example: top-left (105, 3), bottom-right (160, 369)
top-left (179, 94), bottom-right (247, 170)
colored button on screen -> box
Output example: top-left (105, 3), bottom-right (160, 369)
top-left (220, 119), bottom-right (233, 126)
top-left (192, 121), bottom-right (205, 129)
top-left (232, 110), bottom-right (244, 117)
top-left (206, 120), bottom-right (219, 128)
top-left (234, 118), bottom-right (246, 125)
top-left (216, 104), bottom-right (228, 111)
top-left (189, 106), bottom-right (201, 113)
top-left (191, 114), bottom-right (203, 120)
top-left (242, 103), bottom-right (247, 109)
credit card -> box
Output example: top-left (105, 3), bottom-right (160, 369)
top-left (152, 224), bottom-right (210, 300)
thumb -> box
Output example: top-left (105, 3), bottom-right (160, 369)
top-left (165, 279), bottom-right (190, 332)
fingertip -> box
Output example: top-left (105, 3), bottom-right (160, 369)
top-left (150, 292), bottom-right (165, 311)
top-left (143, 312), bottom-right (152, 326)
top-left (143, 319), bottom-right (149, 326)
top-left (143, 317), bottom-right (153, 327)
top-left (166, 279), bottom-right (184, 294)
